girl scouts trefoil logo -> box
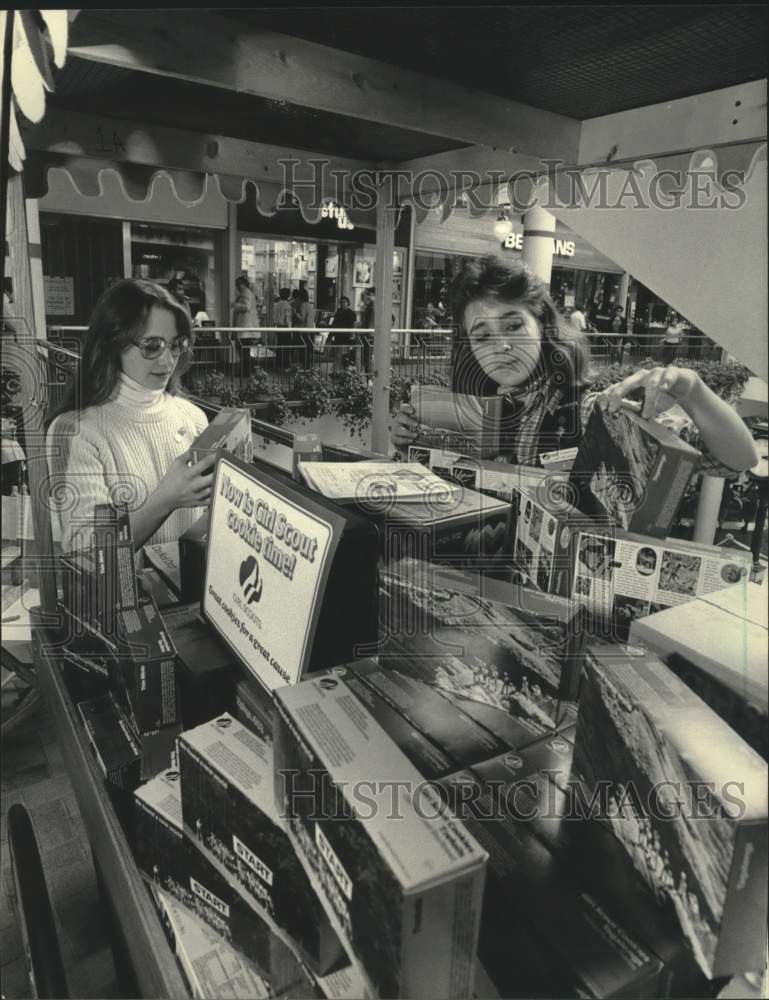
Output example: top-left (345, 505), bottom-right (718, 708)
top-left (239, 555), bottom-right (264, 604)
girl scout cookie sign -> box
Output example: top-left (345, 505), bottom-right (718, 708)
top-left (204, 455), bottom-right (340, 691)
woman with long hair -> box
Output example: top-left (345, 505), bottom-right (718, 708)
top-left (391, 256), bottom-right (757, 474)
top-left (46, 279), bottom-right (216, 552)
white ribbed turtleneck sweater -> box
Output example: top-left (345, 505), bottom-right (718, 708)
top-left (47, 373), bottom-right (209, 551)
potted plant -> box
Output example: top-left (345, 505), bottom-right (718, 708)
top-left (241, 368), bottom-right (288, 426)
top-left (329, 366), bottom-right (372, 437)
top-left (189, 369), bottom-right (227, 402)
top-left (328, 368), bottom-right (453, 437)
top-left (288, 367), bottom-right (332, 421)
top-left (589, 359), bottom-right (751, 403)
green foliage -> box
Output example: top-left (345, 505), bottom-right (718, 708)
top-left (242, 368), bottom-right (288, 425)
top-left (288, 367), bottom-right (332, 420)
top-left (329, 366), bottom-right (372, 437)
top-left (390, 370), bottom-right (450, 407)
top-left (588, 358), bottom-right (751, 402)
top-left (329, 367), bottom-right (452, 436)
top-left (189, 368), bottom-right (288, 425)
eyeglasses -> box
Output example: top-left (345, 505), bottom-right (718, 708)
top-left (133, 336), bottom-right (192, 360)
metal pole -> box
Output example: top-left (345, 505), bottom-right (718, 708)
top-left (371, 179), bottom-right (395, 455)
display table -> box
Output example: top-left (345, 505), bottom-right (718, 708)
top-left (31, 614), bottom-right (188, 999)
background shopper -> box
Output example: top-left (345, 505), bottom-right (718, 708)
top-left (662, 313), bottom-right (686, 365)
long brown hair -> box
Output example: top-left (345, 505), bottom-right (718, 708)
top-left (449, 255), bottom-right (591, 397)
top-left (47, 279), bottom-right (193, 424)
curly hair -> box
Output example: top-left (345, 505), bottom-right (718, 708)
top-left (448, 255), bottom-right (591, 397)
top-left (47, 278), bottom-right (193, 423)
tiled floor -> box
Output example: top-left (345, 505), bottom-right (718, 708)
top-left (1, 693), bottom-right (120, 999)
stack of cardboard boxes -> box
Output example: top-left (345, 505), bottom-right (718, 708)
top-left (507, 404), bottom-right (754, 640)
top-left (63, 505), bottom-right (182, 785)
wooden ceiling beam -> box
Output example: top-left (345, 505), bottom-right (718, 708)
top-left (24, 108), bottom-right (375, 192)
top-left (67, 10), bottom-right (581, 162)
top-left (578, 80), bottom-right (767, 166)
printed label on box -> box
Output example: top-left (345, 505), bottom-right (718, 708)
top-left (572, 529), bottom-right (753, 637)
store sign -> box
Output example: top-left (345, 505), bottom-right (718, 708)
top-left (44, 276), bottom-right (75, 315)
top-left (203, 456), bottom-right (338, 691)
top-left (503, 232), bottom-right (576, 258)
top-left (320, 201), bottom-right (354, 230)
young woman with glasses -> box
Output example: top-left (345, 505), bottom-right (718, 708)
top-left (47, 279), bottom-right (217, 552)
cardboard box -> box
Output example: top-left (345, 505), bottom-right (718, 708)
top-left (557, 818), bottom-right (710, 1000)
top-left (78, 694), bottom-right (141, 791)
top-left (153, 888), bottom-right (271, 1000)
top-left (177, 714), bottom-right (344, 975)
top-left (538, 446), bottom-right (579, 472)
top-left (273, 675), bottom-right (488, 999)
top-left (92, 502), bottom-right (139, 605)
top-left (379, 560), bottom-right (585, 729)
top-left (133, 769), bottom-right (271, 972)
top-left (267, 937), bottom-right (368, 1000)
top-left (343, 667), bottom-right (473, 778)
top-left (61, 504), bottom-right (139, 638)
top-left (435, 770), bottom-right (664, 999)
top-left (138, 567), bottom-right (181, 610)
top-left (267, 933), bottom-right (317, 1000)
top-left (292, 433), bottom-right (324, 483)
top-left (406, 446), bottom-right (461, 482)
top-left (630, 581), bottom-right (768, 759)
top-left (191, 408), bottom-right (254, 465)
top-left (470, 740), bottom-right (572, 852)
top-left (110, 596), bottom-right (179, 735)
top-left (371, 485), bottom-right (512, 569)
top-left (510, 481), bottom-right (607, 597)
top-left (161, 602), bottom-right (240, 728)
top-left (573, 646), bottom-right (768, 978)
top-left (569, 403), bottom-right (700, 538)
top-left (410, 384), bottom-right (504, 458)
top-left (450, 457), bottom-right (549, 503)
top-left (179, 514), bottom-right (210, 604)
top-left (143, 541), bottom-right (182, 598)
top-left (234, 678), bottom-right (274, 743)
top-left (572, 528), bottom-right (753, 640)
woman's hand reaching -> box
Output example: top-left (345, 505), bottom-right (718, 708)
top-left (598, 366), bottom-right (700, 420)
top-left (598, 365), bottom-right (758, 473)
top-left (156, 450), bottom-right (218, 512)
top-left (390, 403), bottom-right (419, 450)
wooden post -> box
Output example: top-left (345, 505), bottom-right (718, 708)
top-left (371, 180), bottom-right (395, 455)
top-left (4, 171), bottom-right (58, 611)
top-left (227, 201), bottom-right (239, 325)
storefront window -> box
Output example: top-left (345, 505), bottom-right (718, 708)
top-left (240, 236), bottom-right (348, 326)
top-left (550, 268), bottom-right (621, 329)
top-left (240, 236), bottom-right (406, 327)
top-left (131, 222), bottom-right (220, 323)
top-left (412, 252), bottom-right (463, 327)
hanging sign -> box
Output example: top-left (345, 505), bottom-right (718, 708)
top-left (503, 232), bottom-right (576, 258)
top-left (203, 455), bottom-right (341, 691)
top-left (44, 276), bottom-right (75, 315)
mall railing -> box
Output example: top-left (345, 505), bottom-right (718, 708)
top-left (182, 326), bottom-right (455, 393)
top-left (33, 336), bottom-right (387, 469)
top-left (43, 325), bottom-right (725, 394)
top-left (586, 331), bottom-right (726, 368)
